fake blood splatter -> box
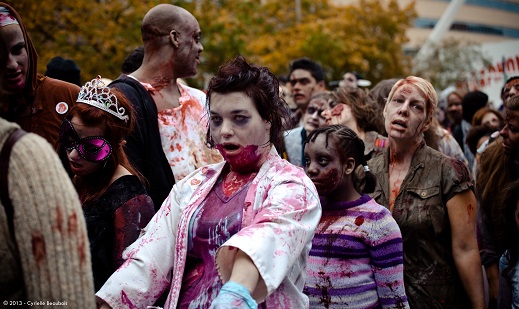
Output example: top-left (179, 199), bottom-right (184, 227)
top-left (68, 212), bottom-right (78, 234)
top-left (120, 290), bottom-right (137, 309)
top-left (216, 144), bottom-right (263, 174)
top-left (467, 203), bottom-right (474, 224)
top-left (312, 168), bottom-right (340, 195)
top-left (55, 206), bottom-right (63, 233)
top-left (330, 104), bottom-right (344, 117)
top-left (32, 232), bottom-right (46, 264)
top-left (222, 171), bottom-right (257, 197)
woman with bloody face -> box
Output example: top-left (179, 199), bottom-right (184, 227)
top-left (57, 76), bottom-right (155, 291)
top-left (96, 56), bottom-right (321, 309)
top-left (303, 125), bottom-right (408, 308)
top-left (368, 76), bottom-right (485, 308)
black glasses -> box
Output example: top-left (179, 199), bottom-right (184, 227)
top-left (58, 119), bottom-right (112, 162)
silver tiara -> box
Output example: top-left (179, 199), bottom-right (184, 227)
top-left (77, 75), bottom-right (129, 122)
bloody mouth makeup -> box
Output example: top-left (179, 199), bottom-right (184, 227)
top-left (216, 143), bottom-right (265, 174)
top-left (216, 144), bottom-right (264, 174)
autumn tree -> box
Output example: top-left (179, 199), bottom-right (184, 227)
top-left (5, 0), bottom-right (415, 89)
top-left (188, 0), bottom-right (416, 88)
top-left (4, 0), bottom-right (160, 82)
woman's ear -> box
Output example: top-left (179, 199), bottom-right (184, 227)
top-left (263, 120), bottom-right (272, 131)
top-left (343, 157), bottom-right (356, 175)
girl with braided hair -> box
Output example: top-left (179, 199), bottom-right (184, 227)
top-left (303, 125), bottom-right (408, 308)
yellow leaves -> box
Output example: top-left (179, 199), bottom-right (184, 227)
top-left (7, 0), bottom-right (415, 88)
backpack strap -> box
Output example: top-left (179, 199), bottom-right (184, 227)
top-left (1, 128), bottom-right (27, 237)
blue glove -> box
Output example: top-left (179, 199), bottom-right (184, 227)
top-left (210, 281), bottom-right (258, 309)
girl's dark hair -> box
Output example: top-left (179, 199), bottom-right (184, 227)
top-left (62, 87), bottom-right (143, 206)
top-left (206, 56), bottom-right (290, 150)
top-left (499, 180), bottom-right (519, 279)
top-left (305, 125), bottom-right (376, 193)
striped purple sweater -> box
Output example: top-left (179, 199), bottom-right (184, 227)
top-left (304, 194), bottom-right (409, 309)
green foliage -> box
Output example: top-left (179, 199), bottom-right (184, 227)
top-left (5, 0), bottom-right (415, 89)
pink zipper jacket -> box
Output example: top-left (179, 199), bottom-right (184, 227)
top-left (96, 147), bottom-right (321, 308)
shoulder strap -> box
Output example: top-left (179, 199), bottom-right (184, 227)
top-left (1, 128), bottom-right (27, 237)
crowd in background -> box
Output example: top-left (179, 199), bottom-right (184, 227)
top-left (1, 2), bottom-right (519, 309)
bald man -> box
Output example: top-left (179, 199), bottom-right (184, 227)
top-left (109, 4), bottom-right (221, 209)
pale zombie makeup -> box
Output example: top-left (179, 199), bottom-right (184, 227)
top-left (303, 98), bottom-right (328, 132)
top-left (304, 133), bottom-right (344, 196)
top-left (210, 92), bottom-right (271, 174)
top-left (342, 72), bottom-right (358, 88)
top-left (323, 101), bottom-right (354, 128)
top-left (0, 24), bottom-right (28, 94)
top-left (384, 84), bottom-right (428, 143)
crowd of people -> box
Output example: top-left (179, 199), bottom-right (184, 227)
top-left (1, 2), bottom-right (518, 309)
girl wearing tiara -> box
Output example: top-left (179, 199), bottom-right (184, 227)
top-left (303, 125), bottom-right (408, 308)
top-left (57, 76), bottom-right (154, 291)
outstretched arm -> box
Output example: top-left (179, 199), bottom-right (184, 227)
top-left (211, 250), bottom-right (260, 309)
top-left (447, 189), bottom-right (485, 309)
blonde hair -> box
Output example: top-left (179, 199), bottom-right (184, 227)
top-left (386, 76), bottom-right (438, 122)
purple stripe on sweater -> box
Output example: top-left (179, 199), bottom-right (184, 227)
top-left (371, 237), bottom-right (402, 250)
top-left (379, 295), bottom-right (408, 306)
top-left (312, 233), bottom-right (365, 243)
top-left (305, 282), bottom-right (378, 296)
top-left (371, 250), bottom-right (403, 261)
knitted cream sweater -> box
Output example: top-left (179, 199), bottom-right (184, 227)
top-left (0, 118), bottom-right (95, 307)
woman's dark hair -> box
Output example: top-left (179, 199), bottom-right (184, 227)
top-left (206, 55), bottom-right (290, 150)
top-left (62, 87), bottom-right (143, 206)
top-left (498, 180), bottom-right (519, 279)
top-left (305, 125), bottom-right (376, 194)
